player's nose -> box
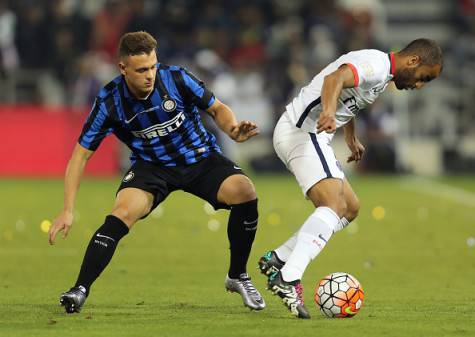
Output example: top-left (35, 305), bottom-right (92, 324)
top-left (145, 70), bottom-right (154, 80)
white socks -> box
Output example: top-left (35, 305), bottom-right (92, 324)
top-left (274, 232), bottom-right (298, 261)
top-left (280, 207), bottom-right (340, 282)
top-left (274, 215), bottom-right (350, 262)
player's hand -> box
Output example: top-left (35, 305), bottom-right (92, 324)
top-left (48, 210), bottom-right (74, 245)
top-left (317, 111), bottom-right (336, 134)
top-left (346, 137), bottom-right (365, 163)
top-left (229, 120), bottom-right (259, 142)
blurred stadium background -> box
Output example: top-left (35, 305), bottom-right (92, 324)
top-left (1, 0), bottom-right (475, 176)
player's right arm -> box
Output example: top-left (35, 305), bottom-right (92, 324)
top-left (317, 65), bottom-right (357, 133)
top-left (49, 144), bottom-right (94, 245)
top-left (49, 98), bottom-right (112, 245)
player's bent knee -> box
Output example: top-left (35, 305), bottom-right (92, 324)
top-left (218, 175), bottom-right (257, 205)
top-left (111, 206), bottom-right (141, 228)
top-left (336, 199), bottom-right (348, 219)
top-left (345, 196), bottom-right (360, 222)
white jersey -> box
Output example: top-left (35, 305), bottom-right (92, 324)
top-left (285, 49), bottom-right (395, 133)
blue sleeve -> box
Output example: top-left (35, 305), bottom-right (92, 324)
top-left (78, 98), bottom-right (113, 151)
top-left (180, 69), bottom-right (215, 109)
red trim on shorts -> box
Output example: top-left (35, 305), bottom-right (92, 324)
top-left (346, 63), bottom-right (359, 87)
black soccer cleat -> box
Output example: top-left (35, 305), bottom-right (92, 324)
top-left (267, 271), bottom-right (310, 319)
top-left (258, 251), bottom-right (285, 276)
top-left (59, 286), bottom-right (87, 314)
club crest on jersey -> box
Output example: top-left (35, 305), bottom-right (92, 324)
top-left (123, 171), bottom-right (135, 182)
top-left (162, 98), bottom-right (177, 112)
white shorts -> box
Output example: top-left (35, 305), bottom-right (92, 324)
top-left (273, 112), bottom-right (345, 195)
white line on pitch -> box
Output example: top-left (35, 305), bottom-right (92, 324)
top-left (398, 176), bottom-right (475, 208)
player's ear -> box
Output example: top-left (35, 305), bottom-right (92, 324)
top-left (407, 54), bottom-right (420, 68)
top-left (118, 59), bottom-right (127, 76)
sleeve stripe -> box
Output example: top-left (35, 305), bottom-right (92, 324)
top-left (78, 98), bottom-right (112, 151)
top-left (171, 70), bottom-right (193, 104)
top-left (346, 63), bottom-right (360, 87)
top-left (172, 70), bottom-right (214, 110)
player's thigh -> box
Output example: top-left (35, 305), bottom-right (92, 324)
top-left (342, 179), bottom-right (360, 221)
top-left (185, 153), bottom-right (255, 208)
top-left (111, 187), bottom-right (154, 228)
top-left (286, 133), bottom-right (345, 209)
top-left (115, 159), bottom-right (176, 225)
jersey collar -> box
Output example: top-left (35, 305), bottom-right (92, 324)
top-left (388, 52), bottom-right (396, 77)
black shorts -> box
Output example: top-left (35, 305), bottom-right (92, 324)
top-left (117, 152), bottom-right (246, 217)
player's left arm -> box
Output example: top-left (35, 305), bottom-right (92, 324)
top-left (207, 99), bottom-right (259, 142)
top-left (343, 118), bottom-right (365, 163)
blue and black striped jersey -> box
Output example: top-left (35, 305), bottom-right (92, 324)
top-left (78, 64), bottom-right (221, 166)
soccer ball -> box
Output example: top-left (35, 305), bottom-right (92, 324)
top-left (314, 272), bottom-right (364, 318)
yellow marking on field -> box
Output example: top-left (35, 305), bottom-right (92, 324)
top-left (40, 220), bottom-right (51, 233)
top-left (371, 206), bottom-right (386, 220)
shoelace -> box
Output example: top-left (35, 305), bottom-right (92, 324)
top-left (240, 278), bottom-right (259, 296)
top-left (295, 283), bottom-right (304, 304)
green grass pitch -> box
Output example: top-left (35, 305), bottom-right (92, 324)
top-left (0, 175), bottom-right (474, 337)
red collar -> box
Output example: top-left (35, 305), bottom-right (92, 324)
top-left (389, 52), bottom-right (396, 76)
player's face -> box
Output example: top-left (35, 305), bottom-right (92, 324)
top-left (394, 62), bottom-right (441, 91)
top-left (119, 50), bottom-right (157, 97)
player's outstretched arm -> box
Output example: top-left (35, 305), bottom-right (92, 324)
top-left (49, 143), bottom-right (94, 245)
top-left (206, 99), bottom-right (259, 142)
top-left (317, 65), bottom-right (357, 134)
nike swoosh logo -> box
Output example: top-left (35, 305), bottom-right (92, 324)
top-left (243, 219), bottom-right (258, 225)
top-left (344, 306), bottom-right (356, 315)
top-left (125, 106), bottom-right (161, 124)
top-left (233, 165), bottom-right (241, 170)
top-left (96, 233), bottom-right (116, 242)
top-left (318, 234), bottom-right (328, 243)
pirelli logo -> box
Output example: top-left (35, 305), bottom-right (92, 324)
top-left (132, 112), bottom-right (185, 139)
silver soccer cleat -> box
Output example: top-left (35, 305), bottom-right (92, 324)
top-left (59, 286), bottom-right (87, 313)
top-left (225, 273), bottom-right (266, 310)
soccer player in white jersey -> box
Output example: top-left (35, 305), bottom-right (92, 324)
top-left (257, 38), bottom-right (443, 318)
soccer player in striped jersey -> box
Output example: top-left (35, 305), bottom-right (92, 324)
top-left (48, 31), bottom-right (265, 313)
top-left (258, 38), bottom-right (443, 318)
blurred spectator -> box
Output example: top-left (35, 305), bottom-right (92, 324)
top-left (0, 0), bottom-right (18, 75)
top-left (15, 3), bottom-right (49, 69)
top-left (338, 0), bottom-right (387, 51)
top-left (90, 0), bottom-right (131, 61)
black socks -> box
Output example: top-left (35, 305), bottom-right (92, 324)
top-left (227, 199), bottom-right (258, 279)
top-left (74, 215), bottom-right (129, 295)
top-left (74, 200), bottom-right (258, 292)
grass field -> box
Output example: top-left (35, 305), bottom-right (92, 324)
top-left (1, 174), bottom-right (474, 337)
